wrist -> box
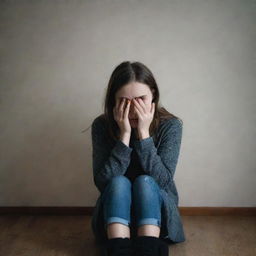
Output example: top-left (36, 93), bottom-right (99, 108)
top-left (120, 131), bottom-right (131, 138)
top-left (138, 130), bottom-right (150, 140)
top-left (120, 132), bottom-right (131, 147)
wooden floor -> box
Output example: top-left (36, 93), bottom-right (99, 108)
top-left (0, 215), bottom-right (255, 256)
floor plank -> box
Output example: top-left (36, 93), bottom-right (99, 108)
top-left (0, 215), bottom-right (255, 255)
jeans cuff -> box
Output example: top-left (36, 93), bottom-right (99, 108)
top-left (137, 218), bottom-right (161, 227)
top-left (105, 217), bottom-right (130, 230)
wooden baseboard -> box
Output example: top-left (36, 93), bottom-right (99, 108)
top-left (179, 207), bottom-right (256, 216)
top-left (0, 207), bottom-right (255, 216)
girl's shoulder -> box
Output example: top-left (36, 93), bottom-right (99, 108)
top-left (151, 117), bottom-right (182, 143)
top-left (159, 117), bottom-right (183, 131)
top-left (153, 117), bottom-right (183, 144)
top-left (92, 114), bottom-right (182, 128)
top-left (92, 114), bottom-right (107, 130)
top-left (91, 115), bottom-right (182, 140)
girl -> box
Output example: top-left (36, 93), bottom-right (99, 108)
top-left (90, 61), bottom-right (185, 256)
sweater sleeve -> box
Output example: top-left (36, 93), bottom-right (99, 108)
top-left (91, 118), bottom-right (133, 193)
top-left (132, 118), bottom-right (183, 190)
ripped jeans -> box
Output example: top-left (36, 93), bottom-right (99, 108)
top-left (101, 174), bottom-right (164, 236)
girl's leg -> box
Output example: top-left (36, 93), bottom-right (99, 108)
top-left (101, 175), bottom-right (132, 239)
top-left (132, 175), bottom-right (163, 237)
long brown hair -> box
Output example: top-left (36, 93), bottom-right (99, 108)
top-left (82, 61), bottom-right (183, 142)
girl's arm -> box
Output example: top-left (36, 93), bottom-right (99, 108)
top-left (133, 118), bottom-right (183, 190)
top-left (91, 117), bottom-right (133, 193)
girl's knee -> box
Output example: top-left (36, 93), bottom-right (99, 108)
top-left (109, 175), bottom-right (131, 188)
top-left (133, 175), bottom-right (156, 187)
top-left (133, 175), bottom-right (162, 201)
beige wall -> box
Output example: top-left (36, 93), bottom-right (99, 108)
top-left (0, 0), bottom-right (255, 207)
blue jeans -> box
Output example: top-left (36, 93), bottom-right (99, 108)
top-left (101, 175), bottom-right (164, 235)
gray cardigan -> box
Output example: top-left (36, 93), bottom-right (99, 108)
top-left (90, 115), bottom-right (186, 245)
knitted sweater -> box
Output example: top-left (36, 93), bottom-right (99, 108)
top-left (90, 114), bottom-right (186, 245)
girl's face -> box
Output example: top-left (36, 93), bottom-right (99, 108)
top-left (115, 82), bottom-right (154, 128)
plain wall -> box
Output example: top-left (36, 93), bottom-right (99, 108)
top-left (0, 0), bottom-right (256, 207)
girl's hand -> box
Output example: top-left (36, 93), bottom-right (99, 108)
top-left (113, 98), bottom-right (132, 134)
top-left (132, 98), bottom-right (155, 135)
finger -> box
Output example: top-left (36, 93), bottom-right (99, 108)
top-left (133, 98), bottom-right (145, 115)
top-left (133, 98), bottom-right (146, 113)
top-left (124, 99), bottom-right (131, 118)
top-left (134, 104), bottom-right (143, 120)
top-left (120, 98), bottom-right (125, 107)
top-left (119, 98), bottom-right (125, 114)
top-left (137, 98), bottom-right (147, 113)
